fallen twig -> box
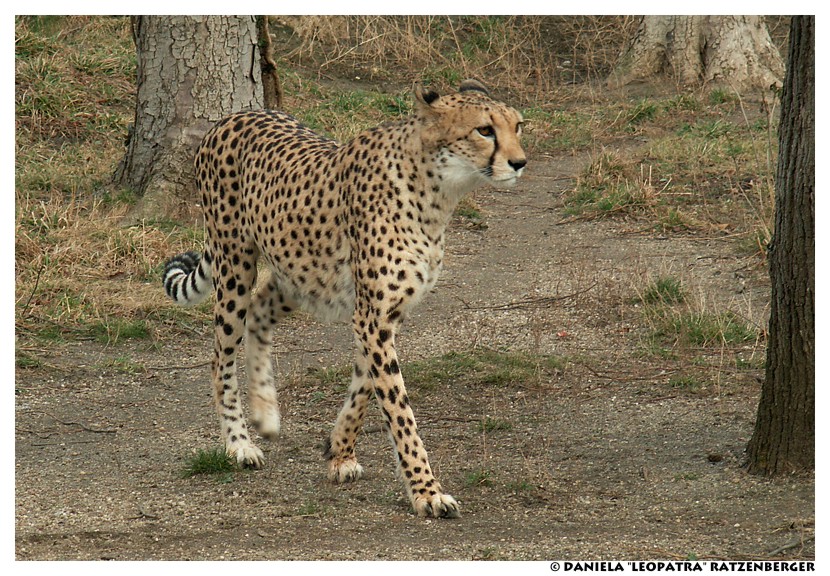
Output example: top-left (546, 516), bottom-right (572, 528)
top-left (19, 262), bottom-right (45, 319)
top-left (29, 409), bottom-right (118, 434)
top-left (575, 360), bottom-right (680, 383)
top-left (769, 536), bottom-right (812, 557)
top-left (459, 282), bottom-right (597, 312)
top-left (145, 360), bottom-right (211, 371)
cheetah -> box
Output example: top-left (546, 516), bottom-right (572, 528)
top-left (162, 79), bottom-right (526, 518)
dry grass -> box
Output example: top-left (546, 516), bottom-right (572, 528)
top-left (279, 16), bottom-right (636, 103)
top-left (15, 189), bottom-right (206, 344)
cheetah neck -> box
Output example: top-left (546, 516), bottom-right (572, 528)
top-left (414, 148), bottom-right (483, 239)
top-left (434, 148), bottom-right (487, 201)
top-left (347, 120), bottom-right (482, 247)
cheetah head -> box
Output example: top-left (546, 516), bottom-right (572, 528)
top-left (414, 79), bottom-right (526, 190)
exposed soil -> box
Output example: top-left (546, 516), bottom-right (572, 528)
top-left (15, 153), bottom-right (813, 561)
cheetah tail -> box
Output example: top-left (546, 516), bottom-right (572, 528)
top-left (162, 250), bottom-right (213, 306)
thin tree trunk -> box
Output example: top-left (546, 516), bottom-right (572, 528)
top-left (257, 16), bottom-right (283, 109)
top-left (746, 16), bottom-right (814, 476)
top-left (115, 16), bottom-right (263, 220)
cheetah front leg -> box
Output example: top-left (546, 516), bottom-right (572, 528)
top-left (356, 319), bottom-right (460, 518)
top-left (374, 351), bottom-right (459, 518)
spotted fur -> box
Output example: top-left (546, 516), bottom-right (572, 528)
top-left (163, 80), bottom-right (526, 518)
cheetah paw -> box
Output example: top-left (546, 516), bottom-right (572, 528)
top-left (413, 493), bottom-right (460, 519)
top-left (328, 458), bottom-right (364, 483)
top-left (229, 444), bottom-right (266, 469)
top-left (251, 409), bottom-right (281, 441)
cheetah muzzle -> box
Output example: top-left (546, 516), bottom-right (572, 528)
top-left (163, 79), bottom-right (526, 519)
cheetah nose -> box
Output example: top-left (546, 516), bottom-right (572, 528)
top-left (509, 159), bottom-right (527, 172)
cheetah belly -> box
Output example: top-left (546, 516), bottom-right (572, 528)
top-left (267, 259), bottom-right (355, 324)
top-left (298, 267), bottom-right (355, 323)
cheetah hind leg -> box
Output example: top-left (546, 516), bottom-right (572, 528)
top-left (324, 352), bottom-right (371, 483)
top-left (246, 275), bottom-right (294, 440)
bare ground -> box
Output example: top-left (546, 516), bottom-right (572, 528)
top-left (15, 154), bottom-right (814, 561)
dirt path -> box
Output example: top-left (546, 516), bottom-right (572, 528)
top-left (15, 155), bottom-right (813, 560)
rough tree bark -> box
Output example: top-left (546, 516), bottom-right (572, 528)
top-left (114, 16), bottom-right (263, 220)
top-left (607, 16), bottom-right (784, 92)
top-left (745, 16), bottom-right (814, 476)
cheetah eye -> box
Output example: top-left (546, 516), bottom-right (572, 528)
top-left (476, 125), bottom-right (495, 138)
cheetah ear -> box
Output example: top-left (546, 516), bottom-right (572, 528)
top-left (413, 82), bottom-right (441, 111)
top-left (458, 78), bottom-right (490, 97)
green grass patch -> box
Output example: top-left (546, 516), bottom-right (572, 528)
top-left (307, 364), bottom-right (353, 390)
top-left (15, 17), bottom-right (197, 348)
top-left (181, 447), bottom-right (236, 479)
top-left (709, 87), bottom-right (738, 106)
top-left (15, 351), bottom-right (44, 369)
top-left (647, 307), bottom-right (758, 348)
top-left (99, 188), bottom-right (139, 207)
top-left (637, 269), bottom-right (761, 365)
top-left (464, 469), bottom-right (493, 487)
top-left (668, 374), bottom-right (707, 391)
top-left (399, 351), bottom-right (480, 390)
top-left (296, 500), bottom-right (323, 516)
top-left (29, 323), bottom-right (68, 344)
top-left (664, 93), bottom-right (701, 113)
top-left (643, 276), bottom-right (684, 305)
top-left (735, 355), bottom-right (764, 370)
top-left (406, 349), bottom-right (563, 391)
top-left (88, 318), bottom-right (151, 344)
top-left (736, 226), bottom-right (773, 258)
top-left (655, 208), bottom-right (695, 232)
top-left (507, 479), bottom-right (533, 492)
top-left (454, 204), bottom-right (483, 221)
top-left (626, 99), bottom-right (659, 125)
top-left (673, 311), bottom-right (757, 347)
top-left (16, 16), bottom-right (134, 142)
top-left (420, 66), bottom-right (464, 88)
top-left (477, 417), bottom-right (513, 433)
top-left (453, 196), bottom-right (487, 229)
top-left (551, 89), bottom-right (778, 247)
top-left (99, 356), bottom-right (145, 374)
top-left (636, 335), bottom-right (678, 360)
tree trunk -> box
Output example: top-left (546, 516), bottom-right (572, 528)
top-left (257, 16), bottom-right (283, 110)
top-left (746, 16), bottom-right (814, 476)
top-left (607, 16), bottom-right (784, 92)
top-left (114, 16), bottom-right (263, 221)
